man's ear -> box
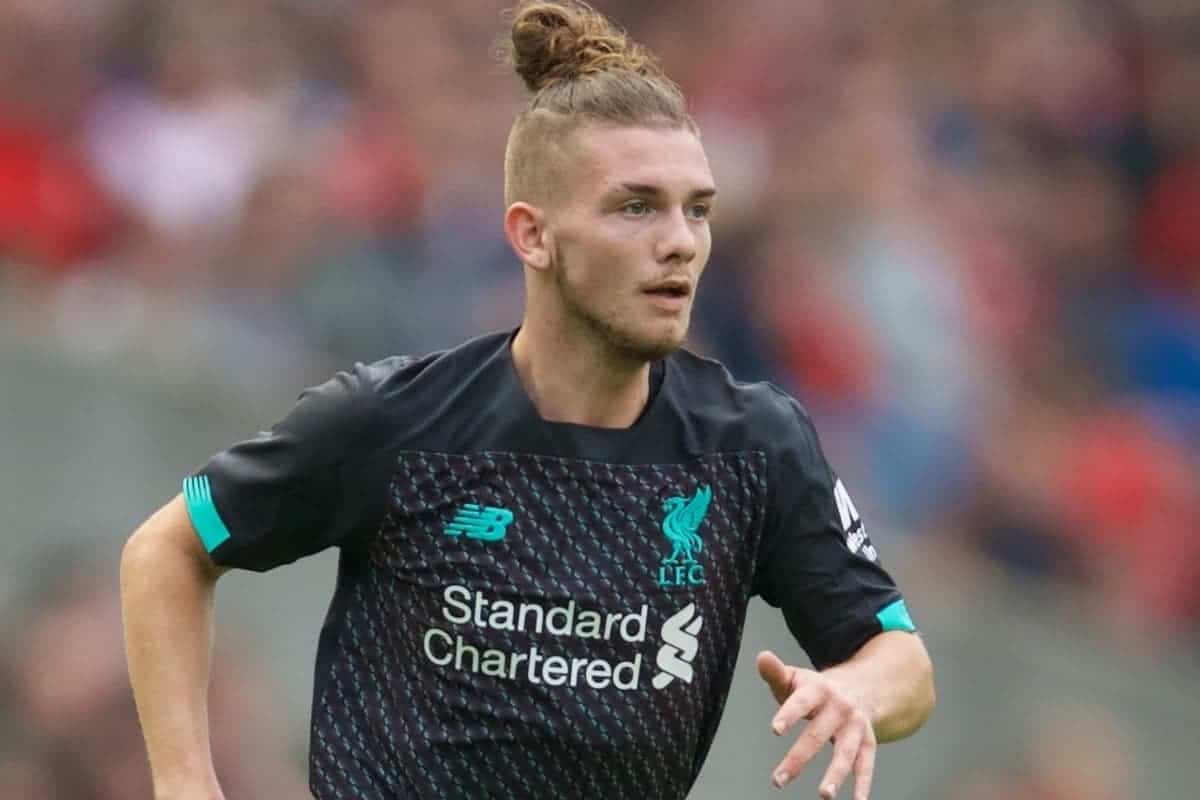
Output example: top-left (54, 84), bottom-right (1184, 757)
top-left (504, 202), bottom-right (552, 271)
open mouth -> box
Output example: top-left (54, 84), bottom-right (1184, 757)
top-left (643, 278), bottom-right (692, 299)
top-left (645, 286), bottom-right (689, 299)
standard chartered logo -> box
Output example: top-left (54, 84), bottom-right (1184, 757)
top-left (651, 602), bottom-right (703, 689)
top-left (423, 585), bottom-right (648, 691)
top-left (422, 586), bottom-right (704, 692)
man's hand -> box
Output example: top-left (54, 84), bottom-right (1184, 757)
top-left (757, 650), bottom-right (876, 800)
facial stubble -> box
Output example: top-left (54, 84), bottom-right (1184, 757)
top-left (552, 242), bottom-right (686, 365)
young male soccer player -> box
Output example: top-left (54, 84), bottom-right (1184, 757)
top-left (121, 2), bottom-right (934, 798)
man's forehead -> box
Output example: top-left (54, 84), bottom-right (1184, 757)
top-left (574, 125), bottom-right (713, 191)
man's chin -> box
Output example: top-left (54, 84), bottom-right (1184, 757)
top-left (570, 301), bottom-right (688, 363)
top-left (612, 326), bottom-right (687, 363)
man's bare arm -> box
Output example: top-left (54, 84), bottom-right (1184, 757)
top-left (120, 494), bottom-right (229, 799)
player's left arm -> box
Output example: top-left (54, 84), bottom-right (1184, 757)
top-left (751, 390), bottom-right (935, 798)
top-left (757, 631), bottom-right (934, 799)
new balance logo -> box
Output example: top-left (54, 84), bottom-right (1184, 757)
top-left (652, 602), bottom-right (703, 689)
top-left (443, 504), bottom-right (514, 542)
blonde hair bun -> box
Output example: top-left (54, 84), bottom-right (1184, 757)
top-left (508, 0), bottom-right (660, 93)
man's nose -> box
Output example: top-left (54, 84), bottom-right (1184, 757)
top-left (654, 208), bottom-right (697, 265)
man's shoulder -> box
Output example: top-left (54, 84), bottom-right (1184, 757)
top-left (354, 330), bottom-right (510, 397)
top-left (300, 331), bottom-right (512, 454)
top-left (666, 348), bottom-right (816, 446)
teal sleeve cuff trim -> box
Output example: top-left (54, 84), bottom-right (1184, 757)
top-left (183, 475), bottom-right (232, 553)
top-left (876, 599), bottom-right (916, 633)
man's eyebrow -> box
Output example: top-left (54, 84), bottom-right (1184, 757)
top-left (616, 182), bottom-right (718, 199)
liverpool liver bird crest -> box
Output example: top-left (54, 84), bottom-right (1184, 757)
top-left (661, 485), bottom-right (712, 564)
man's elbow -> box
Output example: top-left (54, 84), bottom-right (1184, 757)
top-left (909, 644), bottom-right (937, 732)
top-left (879, 638), bottom-right (936, 743)
top-left (120, 496), bottom-right (225, 589)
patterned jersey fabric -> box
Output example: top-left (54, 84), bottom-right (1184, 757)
top-left (184, 331), bottom-right (913, 799)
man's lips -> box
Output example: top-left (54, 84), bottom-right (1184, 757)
top-left (641, 278), bottom-right (692, 298)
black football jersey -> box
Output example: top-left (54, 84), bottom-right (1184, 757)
top-left (183, 331), bottom-right (915, 799)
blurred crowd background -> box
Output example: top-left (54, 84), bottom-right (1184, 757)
top-left (2, 0), bottom-right (1199, 797)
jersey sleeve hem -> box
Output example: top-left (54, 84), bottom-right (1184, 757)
top-left (875, 598), bottom-right (917, 633)
top-left (182, 475), bottom-right (232, 553)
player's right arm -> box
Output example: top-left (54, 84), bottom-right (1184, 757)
top-left (120, 362), bottom-right (395, 798)
top-left (120, 493), bottom-right (230, 800)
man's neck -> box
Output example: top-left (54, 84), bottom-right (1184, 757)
top-left (511, 321), bottom-right (652, 429)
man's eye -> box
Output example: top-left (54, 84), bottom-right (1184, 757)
top-left (688, 203), bottom-right (711, 220)
top-left (623, 200), bottom-right (649, 216)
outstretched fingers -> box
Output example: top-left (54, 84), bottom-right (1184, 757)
top-left (757, 651), bottom-right (877, 798)
top-left (817, 725), bottom-right (868, 799)
top-left (770, 702), bottom-right (844, 789)
top-left (768, 676), bottom-right (824, 737)
top-left (851, 737), bottom-right (876, 800)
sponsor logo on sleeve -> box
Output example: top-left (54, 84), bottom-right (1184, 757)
top-left (833, 480), bottom-right (877, 562)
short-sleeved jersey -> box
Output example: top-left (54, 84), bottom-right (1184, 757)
top-left (183, 331), bottom-right (915, 800)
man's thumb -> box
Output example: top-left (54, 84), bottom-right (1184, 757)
top-left (756, 650), bottom-right (793, 705)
